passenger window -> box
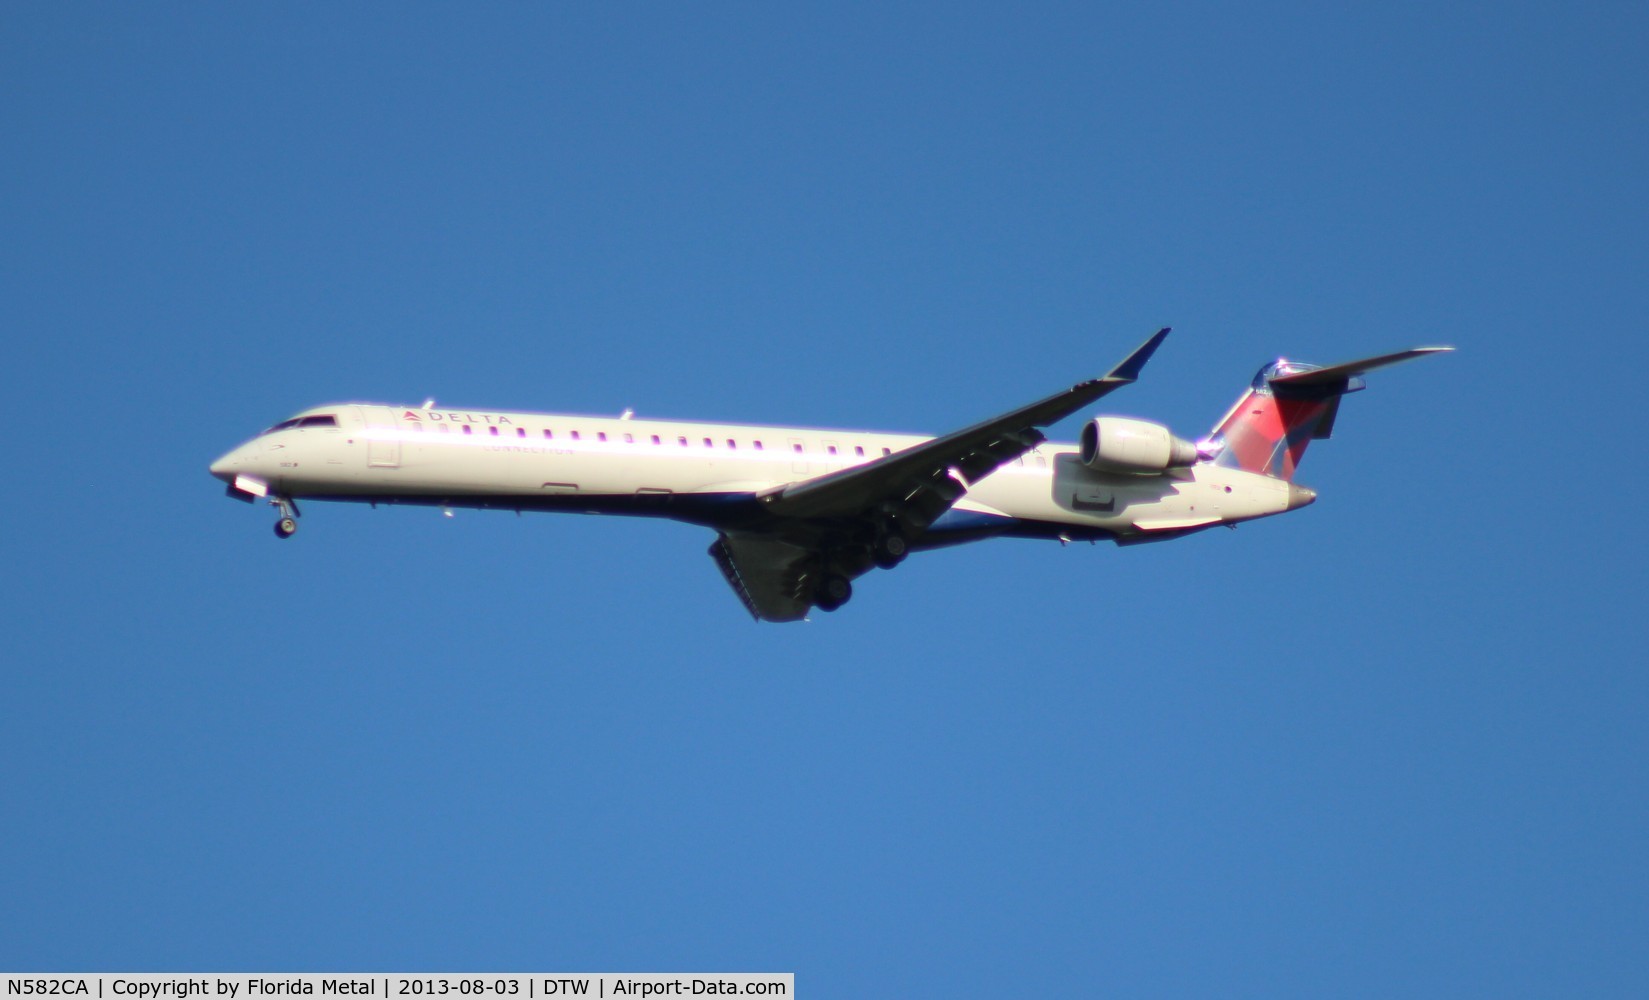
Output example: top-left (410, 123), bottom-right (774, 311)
top-left (855, 446), bottom-right (864, 457)
top-left (489, 426), bottom-right (499, 436)
top-left (624, 433), bottom-right (634, 444)
top-left (827, 445), bottom-right (837, 455)
top-left (678, 436), bottom-right (688, 446)
top-left (438, 424), bottom-right (450, 434)
top-left (793, 443), bottom-right (804, 454)
top-left (704, 437), bottom-right (713, 447)
top-left (571, 430), bottom-right (581, 441)
top-left (598, 432), bottom-right (608, 442)
top-left (651, 435), bottom-right (661, 445)
top-left (727, 439), bottom-right (736, 450)
top-left (543, 429), bottom-right (553, 439)
top-left (463, 425), bottom-right (472, 435)
top-left (754, 440), bottom-right (763, 451)
top-left (516, 427), bottom-right (525, 438)
top-left (882, 447), bottom-right (892, 456)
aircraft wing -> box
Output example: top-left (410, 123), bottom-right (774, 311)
top-left (706, 329), bottom-right (1169, 621)
top-left (709, 532), bottom-right (819, 623)
top-left (758, 328), bottom-right (1170, 527)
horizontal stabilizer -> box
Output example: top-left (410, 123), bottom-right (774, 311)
top-left (1269, 346), bottom-right (1454, 388)
top-left (1209, 344), bottom-right (1452, 480)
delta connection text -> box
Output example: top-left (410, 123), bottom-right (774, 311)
top-left (3, 977), bottom-right (790, 1000)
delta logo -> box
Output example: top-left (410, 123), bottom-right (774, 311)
top-left (401, 409), bottom-right (513, 425)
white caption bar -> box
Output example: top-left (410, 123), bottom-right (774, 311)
top-left (0, 975), bottom-right (792, 1000)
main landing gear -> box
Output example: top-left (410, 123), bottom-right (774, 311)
top-left (813, 518), bottom-right (908, 614)
top-left (814, 573), bottom-right (853, 613)
top-left (871, 529), bottom-right (909, 570)
top-left (271, 496), bottom-right (300, 539)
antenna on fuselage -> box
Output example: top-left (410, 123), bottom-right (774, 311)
top-left (620, 408), bottom-right (634, 420)
top-left (421, 398), bottom-right (435, 410)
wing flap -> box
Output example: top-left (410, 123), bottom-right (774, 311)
top-left (709, 533), bottom-right (817, 623)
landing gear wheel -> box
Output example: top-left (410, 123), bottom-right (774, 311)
top-left (872, 531), bottom-right (909, 570)
top-left (270, 495), bottom-right (299, 538)
top-left (815, 574), bottom-right (852, 612)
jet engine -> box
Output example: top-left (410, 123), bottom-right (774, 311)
top-left (1079, 416), bottom-right (1199, 474)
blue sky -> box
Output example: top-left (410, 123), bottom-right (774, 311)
top-left (4, 3), bottom-right (1645, 995)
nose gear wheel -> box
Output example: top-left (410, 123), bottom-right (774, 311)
top-left (270, 496), bottom-right (300, 539)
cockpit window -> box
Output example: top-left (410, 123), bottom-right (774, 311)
top-left (262, 414), bottom-right (338, 435)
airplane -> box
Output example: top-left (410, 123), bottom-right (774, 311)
top-left (209, 330), bottom-right (1450, 621)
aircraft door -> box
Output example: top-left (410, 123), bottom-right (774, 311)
top-left (359, 406), bottom-right (402, 468)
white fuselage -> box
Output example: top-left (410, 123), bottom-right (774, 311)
top-left (210, 403), bottom-right (1302, 542)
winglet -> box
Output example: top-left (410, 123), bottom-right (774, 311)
top-left (1106, 327), bottom-right (1171, 383)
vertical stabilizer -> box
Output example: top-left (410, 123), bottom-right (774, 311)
top-left (1205, 347), bottom-right (1452, 481)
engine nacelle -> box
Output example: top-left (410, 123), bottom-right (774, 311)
top-left (1079, 417), bottom-right (1199, 474)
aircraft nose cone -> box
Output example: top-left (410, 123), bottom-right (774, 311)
top-left (1287, 483), bottom-right (1317, 510)
top-left (209, 449), bottom-right (240, 481)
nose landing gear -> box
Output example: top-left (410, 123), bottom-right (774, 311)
top-left (270, 496), bottom-right (300, 539)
